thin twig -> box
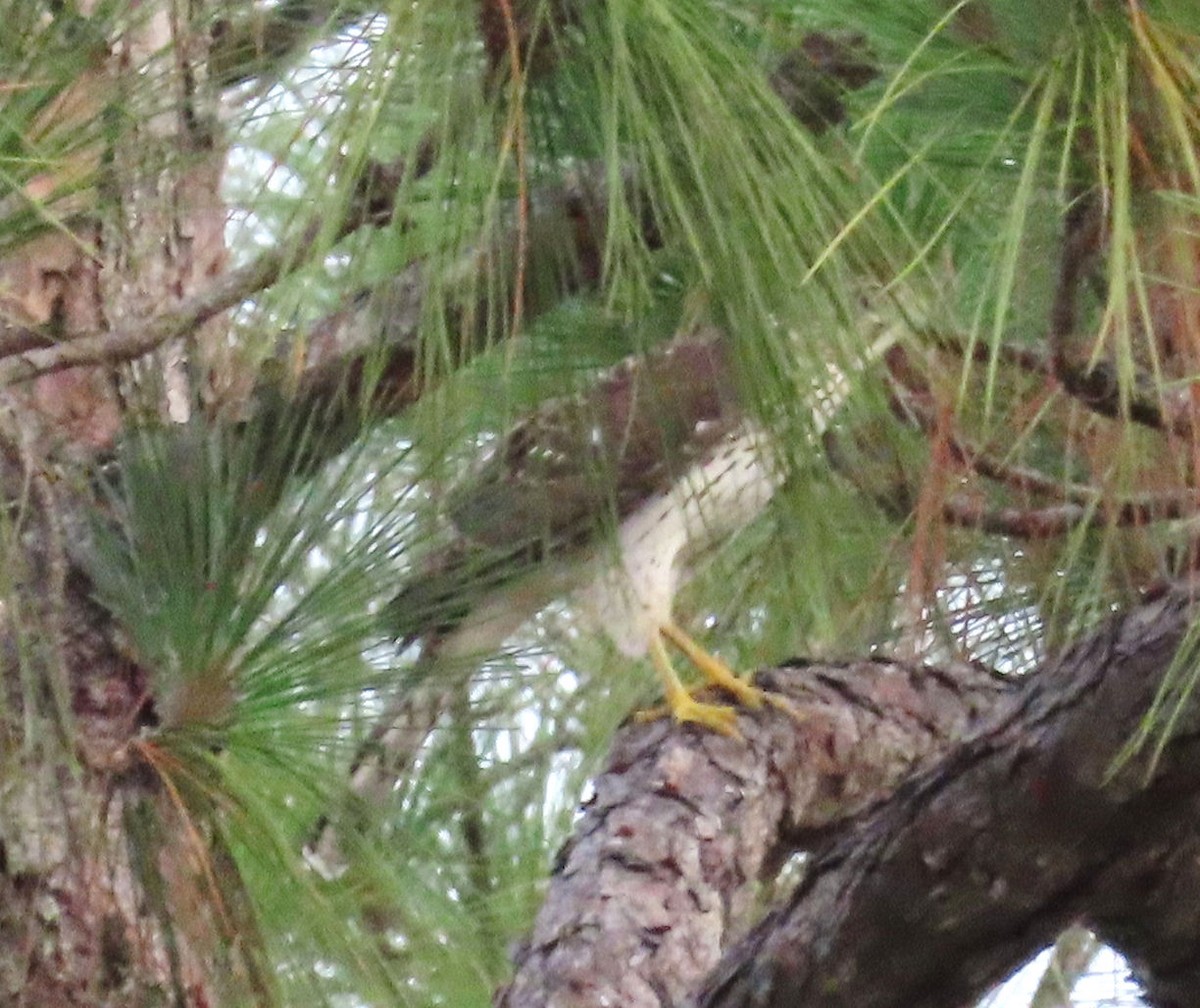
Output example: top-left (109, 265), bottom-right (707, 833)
top-left (888, 362), bottom-right (1200, 534)
top-left (933, 329), bottom-right (1191, 436)
top-left (0, 143), bottom-right (422, 387)
top-left (0, 240), bottom-right (296, 386)
top-left (941, 490), bottom-right (1200, 538)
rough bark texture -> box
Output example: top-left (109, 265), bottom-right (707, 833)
top-left (0, 5), bottom-right (249, 1004)
top-left (496, 658), bottom-right (1008, 1007)
top-left (490, 588), bottom-right (1200, 1008)
top-left (690, 589), bottom-right (1200, 1008)
top-left (0, 445), bottom-right (148, 1005)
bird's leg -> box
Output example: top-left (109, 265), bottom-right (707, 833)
top-left (660, 621), bottom-right (764, 707)
top-left (660, 621), bottom-right (801, 720)
top-left (636, 633), bottom-right (741, 736)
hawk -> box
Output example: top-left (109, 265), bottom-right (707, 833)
top-left (307, 324), bottom-right (890, 873)
top-left (393, 326), bottom-right (881, 733)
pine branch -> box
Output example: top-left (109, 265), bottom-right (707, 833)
top-left (942, 491), bottom-right (1200, 539)
top-left (696, 587), bottom-right (1200, 1008)
top-left (496, 657), bottom-right (1009, 1007)
top-left (895, 378), bottom-right (1200, 535)
top-left (828, 363), bottom-right (1200, 539)
top-left (933, 330), bottom-right (1193, 438)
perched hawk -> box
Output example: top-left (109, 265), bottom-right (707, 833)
top-left (570, 424), bottom-right (779, 733)
top-left (308, 325), bottom-right (889, 872)
top-left (394, 326), bottom-right (877, 732)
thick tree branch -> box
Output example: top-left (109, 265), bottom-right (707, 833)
top-left (496, 658), bottom-right (1008, 1007)
top-left (694, 587), bottom-right (1200, 1008)
top-left (496, 588), bottom-right (1200, 1008)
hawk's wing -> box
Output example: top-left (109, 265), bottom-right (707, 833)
top-left (383, 332), bottom-right (748, 654)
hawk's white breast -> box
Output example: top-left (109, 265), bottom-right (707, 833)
top-left (575, 427), bottom-right (777, 657)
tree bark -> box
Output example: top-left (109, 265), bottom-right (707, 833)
top-left (695, 588), bottom-right (1200, 1008)
top-left (498, 588), bottom-right (1200, 1008)
top-left (495, 657), bottom-right (1009, 1007)
top-left (0, 5), bottom-right (255, 1004)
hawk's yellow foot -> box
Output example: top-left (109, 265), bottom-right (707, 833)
top-left (636, 622), bottom-right (802, 733)
top-left (660, 621), bottom-right (767, 709)
top-left (664, 621), bottom-right (801, 719)
top-left (636, 634), bottom-right (742, 736)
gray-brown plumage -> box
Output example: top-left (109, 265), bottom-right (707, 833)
top-left (385, 331), bottom-right (785, 730)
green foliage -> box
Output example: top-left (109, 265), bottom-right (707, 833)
top-left (77, 398), bottom-right (439, 1002)
top-left (167, 2), bottom-right (1200, 1000)
top-left (0, 4), bottom-right (112, 256)
top-left (9, 0), bottom-right (1200, 1004)
top-left (87, 406), bottom-right (404, 730)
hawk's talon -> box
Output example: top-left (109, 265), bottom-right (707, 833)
top-left (633, 695), bottom-right (742, 737)
top-left (646, 623), bottom-right (805, 733)
top-left (660, 621), bottom-right (763, 705)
